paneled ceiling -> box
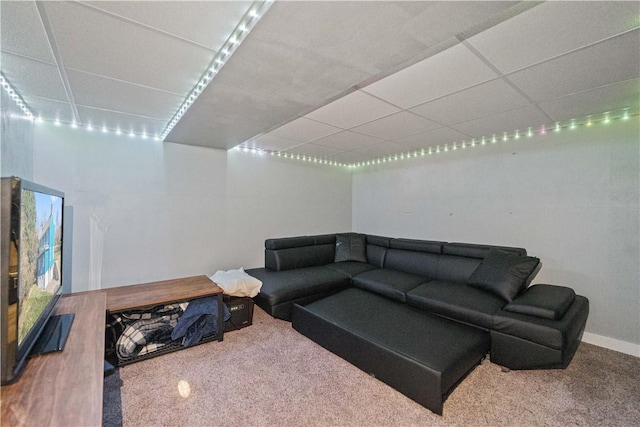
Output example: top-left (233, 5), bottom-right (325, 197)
top-left (1, 1), bottom-right (639, 165)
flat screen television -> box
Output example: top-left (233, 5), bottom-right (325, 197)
top-left (1, 177), bottom-right (73, 385)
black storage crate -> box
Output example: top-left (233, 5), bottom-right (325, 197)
top-left (224, 295), bottom-right (254, 331)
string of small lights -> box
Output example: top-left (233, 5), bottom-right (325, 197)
top-left (1, 72), bottom-right (34, 120)
top-left (159, 0), bottom-right (273, 141)
top-left (236, 108), bottom-right (637, 169)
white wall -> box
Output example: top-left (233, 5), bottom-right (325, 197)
top-left (14, 116), bottom-right (640, 353)
top-left (353, 118), bottom-right (640, 348)
top-left (31, 122), bottom-right (352, 291)
top-left (0, 90), bottom-right (34, 179)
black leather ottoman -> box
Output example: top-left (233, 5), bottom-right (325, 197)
top-left (292, 288), bottom-right (490, 415)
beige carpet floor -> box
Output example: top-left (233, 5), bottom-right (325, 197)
top-left (103, 306), bottom-right (640, 426)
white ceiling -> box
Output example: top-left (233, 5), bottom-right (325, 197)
top-left (1, 1), bottom-right (639, 165)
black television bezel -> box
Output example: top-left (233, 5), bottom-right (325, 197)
top-left (1, 177), bottom-right (65, 385)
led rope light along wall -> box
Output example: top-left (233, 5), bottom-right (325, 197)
top-left (0, 72), bottom-right (34, 120)
top-left (236, 107), bottom-right (637, 169)
top-left (160, 0), bottom-right (274, 141)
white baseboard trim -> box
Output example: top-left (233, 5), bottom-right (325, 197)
top-left (582, 332), bottom-right (640, 357)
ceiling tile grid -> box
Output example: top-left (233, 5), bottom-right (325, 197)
top-left (0, 1), bottom-right (56, 63)
top-left (361, 43), bottom-right (500, 109)
top-left (81, 1), bottom-right (252, 51)
top-left (506, 29), bottom-right (640, 104)
top-left (466, 1), bottom-right (640, 74)
top-left (304, 90), bottom-right (402, 129)
top-left (0, 0), bottom-right (253, 138)
top-left (313, 131), bottom-right (385, 151)
top-left (1, 1), bottom-right (638, 165)
top-left (351, 111), bottom-right (441, 140)
top-left (0, 52), bottom-right (68, 102)
top-left (268, 117), bottom-right (341, 144)
top-left (539, 78), bottom-right (640, 123)
top-left (254, 2), bottom-right (639, 165)
top-left (42, 1), bottom-right (214, 95)
top-left (408, 79), bottom-right (531, 126)
top-left (393, 127), bottom-right (472, 151)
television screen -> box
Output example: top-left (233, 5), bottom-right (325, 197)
top-left (17, 188), bottom-right (63, 346)
top-left (1, 177), bottom-right (69, 384)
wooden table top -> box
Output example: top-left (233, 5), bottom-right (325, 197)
top-left (0, 292), bottom-right (106, 427)
top-left (103, 275), bottom-right (223, 313)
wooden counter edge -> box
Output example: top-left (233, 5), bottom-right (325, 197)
top-left (1, 292), bottom-right (106, 427)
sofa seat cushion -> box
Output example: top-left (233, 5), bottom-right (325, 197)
top-left (352, 268), bottom-right (430, 303)
top-left (325, 261), bottom-right (378, 278)
top-left (406, 281), bottom-right (506, 329)
top-left (246, 266), bottom-right (351, 307)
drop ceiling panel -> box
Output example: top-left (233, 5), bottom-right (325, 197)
top-left (29, 97), bottom-right (75, 124)
top-left (352, 141), bottom-right (411, 159)
top-left (468, 1), bottom-right (640, 74)
top-left (245, 134), bottom-right (301, 152)
top-left (81, 1), bottom-right (251, 50)
top-left (0, 53), bottom-right (67, 103)
top-left (253, 2), bottom-right (516, 78)
top-left (43, 1), bottom-right (213, 94)
top-left (332, 150), bottom-right (376, 164)
top-left (394, 127), bottom-right (471, 150)
top-left (269, 117), bottom-right (341, 143)
top-left (451, 105), bottom-right (551, 138)
top-left (0, 1), bottom-right (55, 63)
top-left (394, 1), bottom-right (523, 47)
top-left (540, 79), bottom-right (640, 122)
top-left (305, 90), bottom-right (401, 129)
top-left (270, 1), bottom-right (428, 77)
top-left (362, 43), bottom-right (499, 109)
top-left (66, 69), bottom-right (183, 120)
top-left (165, 71), bottom-right (314, 149)
top-left (212, 32), bottom-right (371, 113)
top-left (351, 111), bottom-right (441, 140)
top-left (2, 1), bottom-right (638, 162)
top-left (410, 78), bottom-right (531, 126)
top-left (75, 106), bottom-right (167, 136)
top-left (508, 30), bottom-right (640, 103)
top-left (313, 131), bottom-right (384, 151)
top-left (285, 143), bottom-right (343, 159)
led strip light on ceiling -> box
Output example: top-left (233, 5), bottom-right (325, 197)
top-left (2, 2), bottom-right (273, 141)
top-left (160, 0), bottom-right (274, 141)
top-left (236, 107), bottom-right (637, 169)
top-left (0, 72), bottom-right (34, 120)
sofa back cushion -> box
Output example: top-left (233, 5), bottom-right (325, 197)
top-left (434, 255), bottom-right (483, 283)
top-left (265, 235), bottom-right (337, 271)
top-left (265, 236), bottom-right (315, 250)
top-left (443, 242), bottom-right (526, 258)
top-left (366, 235), bottom-right (390, 268)
top-left (384, 242), bottom-right (530, 284)
top-left (467, 248), bottom-right (541, 302)
top-left (384, 249), bottom-right (439, 278)
top-left (389, 238), bottom-right (444, 254)
top-left (265, 244), bottom-right (335, 271)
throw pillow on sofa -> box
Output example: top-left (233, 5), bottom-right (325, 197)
top-left (467, 248), bottom-right (540, 302)
top-left (334, 233), bottom-right (367, 263)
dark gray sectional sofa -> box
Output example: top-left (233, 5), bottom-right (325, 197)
top-left (246, 233), bottom-right (589, 415)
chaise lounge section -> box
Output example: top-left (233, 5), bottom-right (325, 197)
top-left (246, 233), bottom-right (589, 414)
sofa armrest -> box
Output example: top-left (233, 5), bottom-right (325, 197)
top-left (503, 284), bottom-right (575, 320)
